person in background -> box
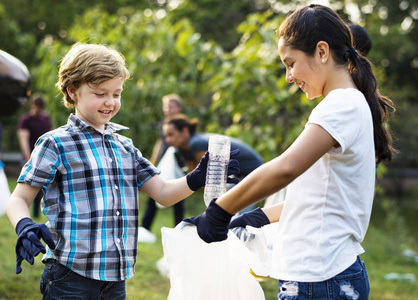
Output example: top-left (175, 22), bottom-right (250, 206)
top-left (17, 93), bottom-right (52, 218)
top-left (186, 4), bottom-right (395, 299)
top-left (349, 24), bottom-right (372, 56)
top-left (138, 94), bottom-right (186, 243)
top-left (6, 42), bottom-right (239, 299)
top-left (163, 114), bottom-right (264, 213)
top-left (150, 94), bottom-right (184, 164)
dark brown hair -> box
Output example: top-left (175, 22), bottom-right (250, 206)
top-left (164, 114), bottom-right (199, 135)
top-left (30, 92), bottom-right (46, 110)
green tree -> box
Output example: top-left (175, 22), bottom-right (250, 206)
top-left (206, 11), bottom-right (315, 160)
top-left (2, 0), bottom-right (417, 177)
top-left (167, 0), bottom-right (271, 51)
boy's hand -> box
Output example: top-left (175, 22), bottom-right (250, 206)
top-left (183, 199), bottom-right (233, 243)
top-left (228, 208), bottom-right (270, 229)
top-left (15, 218), bottom-right (56, 274)
top-left (186, 149), bottom-right (241, 191)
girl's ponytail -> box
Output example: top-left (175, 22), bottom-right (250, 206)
top-left (348, 52), bottom-right (395, 164)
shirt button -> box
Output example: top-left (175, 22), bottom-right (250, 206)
top-left (117, 238), bottom-right (121, 243)
top-left (116, 211), bottom-right (120, 216)
top-left (109, 158), bottom-right (113, 163)
top-left (115, 185), bottom-right (119, 190)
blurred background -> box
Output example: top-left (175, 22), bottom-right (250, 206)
top-left (0, 0), bottom-right (417, 298)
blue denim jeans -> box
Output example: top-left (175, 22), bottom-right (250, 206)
top-left (277, 256), bottom-right (369, 300)
top-left (40, 259), bottom-right (126, 300)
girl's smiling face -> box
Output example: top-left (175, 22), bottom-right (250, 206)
top-left (68, 77), bottom-right (123, 132)
top-left (278, 37), bottom-right (325, 100)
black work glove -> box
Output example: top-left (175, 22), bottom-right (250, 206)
top-left (183, 199), bottom-right (233, 243)
top-left (228, 208), bottom-right (270, 229)
top-left (15, 217), bottom-right (56, 274)
top-left (186, 149), bottom-right (241, 191)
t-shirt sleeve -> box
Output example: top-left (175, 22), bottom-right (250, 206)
top-left (19, 115), bottom-right (30, 130)
top-left (46, 114), bottom-right (53, 131)
top-left (307, 93), bottom-right (364, 155)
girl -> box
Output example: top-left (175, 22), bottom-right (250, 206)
top-left (186, 4), bottom-right (395, 299)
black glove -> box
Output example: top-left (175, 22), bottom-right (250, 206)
top-left (183, 199), bottom-right (233, 243)
top-left (186, 149), bottom-right (241, 191)
top-left (228, 208), bottom-right (270, 229)
top-left (15, 217), bottom-right (56, 274)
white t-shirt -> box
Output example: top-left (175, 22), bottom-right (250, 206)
top-left (270, 88), bottom-right (375, 282)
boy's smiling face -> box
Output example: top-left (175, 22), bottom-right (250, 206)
top-left (68, 77), bottom-right (124, 132)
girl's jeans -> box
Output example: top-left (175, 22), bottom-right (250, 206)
top-left (277, 256), bottom-right (369, 300)
top-left (40, 259), bottom-right (126, 300)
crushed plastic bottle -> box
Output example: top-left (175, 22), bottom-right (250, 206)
top-left (384, 272), bottom-right (416, 283)
top-left (402, 249), bottom-right (418, 263)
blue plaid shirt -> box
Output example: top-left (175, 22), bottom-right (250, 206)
top-left (18, 114), bottom-right (159, 281)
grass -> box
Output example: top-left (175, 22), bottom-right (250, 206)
top-left (0, 179), bottom-right (417, 299)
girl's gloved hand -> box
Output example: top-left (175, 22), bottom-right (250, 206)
top-left (183, 199), bottom-right (233, 243)
top-left (228, 208), bottom-right (270, 229)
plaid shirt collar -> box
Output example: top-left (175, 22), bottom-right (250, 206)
top-left (67, 113), bottom-right (129, 134)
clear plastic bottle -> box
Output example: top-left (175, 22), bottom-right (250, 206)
top-left (204, 135), bottom-right (231, 206)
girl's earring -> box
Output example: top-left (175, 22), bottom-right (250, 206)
top-left (322, 59), bottom-right (325, 63)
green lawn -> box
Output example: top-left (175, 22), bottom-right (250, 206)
top-left (0, 181), bottom-right (417, 299)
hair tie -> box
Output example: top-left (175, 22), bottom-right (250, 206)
top-left (309, 4), bottom-right (316, 8)
top-left (344, 47), bottom-right (357, 61)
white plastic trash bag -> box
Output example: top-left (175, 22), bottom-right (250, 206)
top-left (161, 222), bottom-right (266, 300)
top-left (157, 146), bottom-right (184, 181)
top-left (0, 164), bottom-right (11, 216)
top-left (231, 225), bottom-right (272, 278)
top-left (155, 147), bottom-right (185, 209)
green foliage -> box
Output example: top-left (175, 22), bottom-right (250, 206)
top-left (167, 0), bottom-right (271, 51)
top-left (352, 1), bottom-right (418, 169)
top-left (367, 199), bottom-right (411, 262)
top-left (29, 7), bottom-right (310, 160)
top-left (31, 7), bottom-right (226, 156)
top-left (207, 11), bottom-right (315, 159)
top-left (1, 0), bottom-right (417, 194)
top-left (1, 0), bottom-right (417, 167)
top-left (0, 4), bottom-right (36, 65)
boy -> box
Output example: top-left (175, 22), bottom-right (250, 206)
top-left (6, 43), bottom-right (239, 299)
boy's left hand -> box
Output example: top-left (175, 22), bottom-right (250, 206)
top-left (186, 149), bottom-right (241, 191)
top-left (15, 218), bottom-right (56, 274)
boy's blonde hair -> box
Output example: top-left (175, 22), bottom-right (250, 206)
top-left (57, 43), bottom-right (130, 108)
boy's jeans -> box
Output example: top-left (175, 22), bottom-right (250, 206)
top-left (277, 256), bottom-right (369, 300)
top-left (40, 259), bottom-right (126, 300)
